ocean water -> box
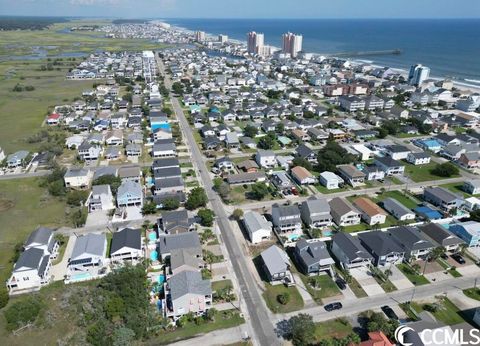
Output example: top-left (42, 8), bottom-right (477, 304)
top-left (163, 18), bottom-right (480, 82)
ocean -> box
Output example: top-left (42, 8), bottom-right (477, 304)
top-left (162, 18), bottom-right (480, 84)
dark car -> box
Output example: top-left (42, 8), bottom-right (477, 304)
top-left (452, 253), bottom-right (466, 264)
top-left (324, 302), bottom-right (343, 312)
top-left (441, 253), bottom-right (449, 260)
top-left (381, 305), bottom-right (399, 320)
top-left (335, 278), bottom-right (347, 290)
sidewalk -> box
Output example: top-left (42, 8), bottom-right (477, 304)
top-left (50, 235), bottom-right (75, 282)
top-left (169, 326), bottom-right (247, 346)
top-left (292, 273), bottom-right (316, 308)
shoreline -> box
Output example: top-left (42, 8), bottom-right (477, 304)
top-left (159, 19), bottom-right (480, 92)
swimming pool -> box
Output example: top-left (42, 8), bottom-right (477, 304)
top-left (70, 272), bottom-right (92, 282)
top-left (150, 250), bottom-right (158, 261)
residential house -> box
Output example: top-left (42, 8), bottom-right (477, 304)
top-left (388, 226), bottom-right (434, 260)
top-left (329, 197), bottom-right (361, 227)
top-left (117, 180), bottom-right (143, 207)
top-left (353, 197), bottom-right (387, 225)
top-left (331, 232), bottom-right (373, 269)
top-left (382, 197), bottom-right (416, 221)
top-left (384, 145), bottom-right (411, 160)
top-left (255, 150), bottom-right (276, 168)
top-left (358, 231), bottom-right (405, 266)
top-left (362, 165), bottom-right (386, 181)
top-left (86, 184), bottom-right (115, 212)
top-left (319, 171), bottom-right (344, 190)
top-left (64, 167), bottom-right (93, 190)
top-left (300, 198), bottom-right (332, 228)
top-left (407, 152), bottom-right (431, 165)
top-left (374, 156), bottom-right (405, 176)
top-left (162, 271), bottom-right (212, 321)
top-left (154, 177), bottom-right (185, 196)
top-left (157, 232), bottom-right (202, 261)
top-left (159, 210), bottom-right (194, 234)
top-left (214, 156), bottom-right (234, 171)
top-left (78, 142), bottom-right (102, 161)
top-left (170, 248), bottom-right (204, 275)
top-left (7, 248), bottom-right (52, 293)
top-left (226, 172), bottom-right (267, 185)
top-left (260, 245), bottom-right (293, 285)
top-left (449, 221), bottom-right (480, 247)
top-left (110, 228), bottom-right (143, 264)
top-left (271, 203), bottom-right (302, 234)
top-left (243, 211), bottom-right (272, 244)
top-left (337, 164), bottom-right (366, 187)
top-left (423, 187), bottom-right (463, 212)
top-left (118, 165), bottom-right (142, 183)
top-left (458, 152), bottom-right (480, 169)
top-left (419, 223), bottom-right (464, 252)
top-left (68, 233), bottom-right (107, 273)
top-left (152, 140), bottom-right (177, 158)
top-left (295, 144), bottom-right (317, 163)
top-left (237, 160), bottom-right (259, 173)
top-left (464, 180), bottom-right (480, 195)
top-left (6, 150), bottom-right (29, 168)
top-left (294, 239), bottom-right (334, 276)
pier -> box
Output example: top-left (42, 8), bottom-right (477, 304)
top-left (327, 49), bottom-right (402, 58)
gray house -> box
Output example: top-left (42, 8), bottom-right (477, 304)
top-left (331, 232), bottom-right (373, 269)
top-left (419, 223), bottom-right (465, 253)
top-left (358, 231), bottom-right (405, 266)
top-left (117, 180), bottom-right (143, 208)
top-left (382, 197), bottom-right (416, 221)
top-left (159, 210), bottom-right (194, 234)
top-left (158, 232), bottom-right (202, 260)
top-left (271, 203), bottom-right (302, 234)
top-left (163, 271), bottom-right (212, 321)
top-left (388, 226), bottom-right (434, 260)
top-left (68, 233), bottom-right (107, 272)
top-left (300, 198), bottom-right (332, 228)
top-left (294, 239), bottom-right (334, 276)
top-left (423, 187), bottom-right (463, 212)
top-left (329, 197), bottom-right (361, 227)
top-left (260, 245), bottom-right (293, 285)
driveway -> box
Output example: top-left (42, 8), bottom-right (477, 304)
top-left (389, 265), bottom-right (415, 290)
top-left (457, 265), bottom-right (480, 277)
top-left (85, 210), bottom-right (109, 228)
top-left (50, 235), bottom-right (75, 281)
top-left (350, 268), bottom-right (385, 296)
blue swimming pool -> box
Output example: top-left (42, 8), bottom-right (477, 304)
top-left (150, 250), bottom-right (158, 261)
top-left (70, 272), bottom-right (92, 282)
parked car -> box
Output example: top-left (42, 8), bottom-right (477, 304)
top-left (440, 253), bottom-right (449, 260)
top-left (335, 278), bottom-right (347, 290)
top-left (324, 302), bottom-right (343, 312)
top-left (451, 253), bottom-right (465, 264)
top-left (381, 305), bottom-right (399, 320)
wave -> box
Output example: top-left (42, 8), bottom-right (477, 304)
top-left (465, 79), bottom-right (480, 84)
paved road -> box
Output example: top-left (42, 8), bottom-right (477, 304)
top-left (0, 170), bottom-right (50, 180)
top-left (274, 275), bottom-right (480, 324)
top-left (157, 55), bottom-right (279, 345)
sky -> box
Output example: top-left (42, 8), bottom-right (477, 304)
top-left (1, 0), bottom-right (480, 19)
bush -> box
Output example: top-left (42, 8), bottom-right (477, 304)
top-left (198, 209), bottom-right (215, 226)
top-left (0, 287), bottom-right (9, 309)
top-left (277, 293), bottom-right (290, 305)
top-left (432, 162), bottom-right (459, 178)
top-left (4, 296), bottom-right (44, 331)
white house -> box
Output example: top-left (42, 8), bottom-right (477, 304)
top-left (64, 167), bottom-right (93, 189)
top-left (243, 211), bottom-right (272, 244)
top-left (68, 233), bottom-right (107, 273)
top-left (319, 171), bottom-right (344, 190)
top-left (407, 152), bottom-right (431, 165)
top-left (255, 150), bottom-right (276, 168)
top-left (110, 228), bottom-right (143, 264)
top-left (86, 185), bottom-right (115, 212)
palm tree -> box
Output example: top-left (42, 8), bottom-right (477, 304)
top-left (458, 243), bottom-right (468, 256)
top-left (430, 246), bottom-right (446, 261)
top-left (384, 269), bottom-right (392, 281)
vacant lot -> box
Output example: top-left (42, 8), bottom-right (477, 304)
top-left (262, 284), bottom-right (304, 313)
top-left (404, 162), bottom-right (460, 182)
top-left (0, 178), bottom-right (68, 282)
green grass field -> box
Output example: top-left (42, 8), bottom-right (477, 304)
top-left (262, 284), bottom-right (304, 313)
top-left (411, 298), bottom-right (464, 325)
top-left (300, 274), bottom-right (341, 304)
top-left (441, 182), bottom-right (476, 198)
top-left (313, 318), bottom-right (353, 342)
top-left (373, 190), bottom-right (419, 209)
top-left (403, 161), bottom-right (460, 182)
top-left (0, 178), bottom-right (69, 282)
top-left (397, 264), bottom-right (430, 286)
top-left (0, 59), bottom-right (94, 153)
top-left (463, 288), bottom-right (480, 301)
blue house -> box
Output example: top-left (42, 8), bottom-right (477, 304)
top-left (413, 138), bottom-right (442, 153)
top-left (449, 221), bottom-right (480, 247)
top-left (150, 116), bottom-right (170, 132)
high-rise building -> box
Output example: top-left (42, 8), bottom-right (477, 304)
top-left (195, 31), bottom-right (206, 42)
top-left (408, 64), bottom-right (430, 86)
top-left (282, 32), bottom-right (303, 58)
top-left (247, 31), bottom-right (265, 55)
top-left (218, 34), bottom-right (228, 44)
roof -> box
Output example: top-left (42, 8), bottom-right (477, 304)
top-left (65, 167), bottom-right (90, 178)
top-left (302, 197), bottom-right (330, 215)
top-left (260, 245), bottom-right (290, 275)
top-left (14, 248), bottom-right (45, 271)
top-left (117, 180), bottom-right (142, 197)
top-left (244, 211), bottom-right (272, 233)
top-left (169, 271), bottom-right (211, 300)
top-left (25, 227), bottom-right (53, 248)
top-left (329, 197), bottom-right (358, 217)
top-left (71, 233), bottom-right (106, 259)
top-left (358, 231), bottom-right (404, 256)
top-left (425, 186), bottom-right (461, 203)
top-left (450, 221), bottom-right (480, 236)
top-left (291, 166), bottom-right (314, 181)
top-left (170, 248), bottom-right (202, 272)
top-left (295, 239), bottom-right (334, 267)
top-left (118, 165), bottom-right (141, 178)
top-left (153, 157), bottom-right (180, 169)
top-left (331, 232), bottom-right (373, 262)
top-left (295, 144), bottom-right (314, 158)
top-left (272, 203), bottom-right (300, 218)
top-left (227, 172), bottom-right (266, 184)
top-left (155, 177), bottom-right (185, 189)
top-left (158, 232), bottom-right (201, 255)
top-left (382, 197), bottom-right (414, 217)
top-left (388, 226), bottom-right (434, 251)
top-left (419, 223), bottom-right (464, 247)
top-left (110, 228), bottom-right (141, 254)
top-left (337, 164), bottom-right (366, 178)
top-left (375, 156), bottom-right (403, 168)
top-left (161, 209), bottom-right (191, 232)
top-left (353, 197), bottom-right (387, 217)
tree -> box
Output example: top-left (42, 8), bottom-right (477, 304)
top-left (185, 187), bottom-right (208, 210)
top-left (316, 141), bottom-right (357, 173)
top-left (142, 201), bottom-right (157, 215)
top-left (48, 179), bottom-right (67, 196)
top-left (276, 122), bottom-right (285, 135)
top-left (172, 82), bottom-right (184, 95)
top-left (303, 110), bottom-right (315, 119)
top-left (93, 174), bottom-right (122, 194)
top-left (375, 127), bottom-right (388, 139)
top-left (251, 182), bottom-right (270, 200)
top-left (412, 263), bottom-right (421, 274)
top-left (66, 190), bottom-right (89, 206)
top-left (243, 124), bottom-right (258, 138)
top-left (4, 296), bottom-right (44, 331)
top-left (112, 327), bottom-right (136, 346)
top-left (198, 209), bottom-right (215, 227)
top-left (432, 162), bottom-right (459, 178)
top-left (292, 157), bottom-right (312, 171)
top-left (258, 132), bottom-right (276, 150)
top-left (162, 197), bottom-right (180, 210)
top-left (232, 208), bottom-right (244, 220)
top-left (429, 246), bottom-right (446, 261)
top-left (470, 209), bottom-right (480, 222)
top-left (0, 287), bottom-right (9, 309)
top-left (217, 182), bottom-right (231, 201)
top-left (205, 308), bottom-right (217, 322)
top-left (287, 313), bottom-right (316, 346)
top-left (71, 207), bottom-right (87, 227)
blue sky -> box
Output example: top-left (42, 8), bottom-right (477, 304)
top-left (1, 0), bottom-right (479, 18)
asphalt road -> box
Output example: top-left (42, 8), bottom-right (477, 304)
top-left (157, 56), bottom-right (279, 345)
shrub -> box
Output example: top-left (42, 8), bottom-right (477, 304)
top-left (277, 292), bottom-right (290, 305)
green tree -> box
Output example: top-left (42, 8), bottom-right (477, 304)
top-left (432, 162), bottom-right (459, 177)
top-left (198, 209), bottom-right (215, 227)
top-left (71, 207), bottom-right (87, 227)
top-left (162, 197), bottom-right (180, 210)
top-left (105, 295), bottom-right (125, 320)
top-left (287, 313), bottom-right (316, 346)
top-left (277, 292), bottom-right (290, 305)
top-left (185, 187), bottom-right (208, 210)
top-left (251, 182), bottom-right (270, 200)
top-left (258, 132), bottom-right (276, 150)
top-left (93, 174), bottom-right (122, 194)
top-left (66, 190), bottom-right (89, 206)
top-left (429, 246), bottom-right (446, 261)
top-left (316, 140), bottom-right (357, 172)
top-left (232, 208), bottom-right (244, 220)
top-left (48, 179), bottom-right (67, 196)
top-left (376, 127), bottom-right (388, 139)
top-left (243, 124), bottom-right (258, 138)
top-left (0, 287), bottom-right (9, 309)
top-left (112, 327), bottom-right (136, 346)
top-left (4, 296), bottom-right (44, 331)
top-left (142, 201), bottom-right (157, 215)
top-left (292, 157), bottom-right (312, 171)
top-left (470, 209), bottom-right (480, 222)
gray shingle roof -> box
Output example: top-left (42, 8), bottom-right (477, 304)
top-left (420, 223), bottom-right (464, 247)
top-left (388, 226), bottom-right (434, 251)
top-left (110, 228), bottom-right (141, 254)
top-left (260, 245), bottom-right (290, 275)
top-left (295, 239), bottom-right (333, 267)
top-left (382, 197), bottom-right (413, 218)
top-left (244, 211), bottom-right (272, 233)
top-left (71, 233), bottom-right (106, 259)
top-left (358, 231), bottom-right (404, 256)
top-left (25, 227), bottom-right (53, 248)
top-left (158, 232), bottom-right (201, 255)
top-left (169, 271), bottom-right (211, 300)
top-left (14, 248), bottom-right (45, 271)
top-left (332, 232), bottom-right (373, 262)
